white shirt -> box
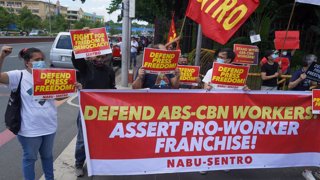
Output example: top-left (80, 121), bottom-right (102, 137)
top-left (131, 40), bottom-right (138, 53)
top-left (7, 70), bottom-right (57, 137)
top-left (202, 68), bottom-right (213, 84)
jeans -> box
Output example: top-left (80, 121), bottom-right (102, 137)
top-left (17, 133), bottom-right (55, 180)
top-left (75, 112), bottom-right (85, 168)
top-left (130, 52), bottom-right (137, 67)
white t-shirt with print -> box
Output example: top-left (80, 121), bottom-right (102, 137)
top-left (7, 70), bottom-right (57, 137)
top-left (131, 40), bottom-right (138, 53)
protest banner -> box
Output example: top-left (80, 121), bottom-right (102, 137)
top-left (312, 89), bottom-right (320, 114)
top-left (32, 69), bottom-right (77, 99)
top-left (178, 65), bottom-right (200, 85)
top-left (233, 44), bottom-right (259, 65)
top-left (70, 27), bottom-right (111, 59)
top-left (142, 48), bottom-right (180, 74)
top-left (274, 31), bottom-right (300, 50)
top-left (79, 90), bottom-right (320, 176)
top-left (211, 63), bottom-right (249, 89)
top-left (306, 62), bottom-right (320, 83)
top-left (186, 0), bottom-right (259, 45)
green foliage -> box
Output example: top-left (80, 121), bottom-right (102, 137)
top-left (73, 18), bottom-right (105, 29)
top-left (0, 7), bottom-right (15, 29)
top-left (43, 14), bottom-right (69, 33)
top-left (18, 6), bottom-right (42, 31)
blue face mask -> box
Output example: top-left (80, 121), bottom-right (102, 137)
top-left (216, 58), bottom-right (225, 63)
top-left (32, 61), bottom-right (46, 69)
top-left (271, 54), bottom-right (279, 59)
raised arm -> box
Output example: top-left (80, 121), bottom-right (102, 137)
top-left (0, 46), bottom-right (13, 84)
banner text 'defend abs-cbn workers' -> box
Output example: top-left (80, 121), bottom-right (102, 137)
top-left (83, 105), bottom-right (313, 121)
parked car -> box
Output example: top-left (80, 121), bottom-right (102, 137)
top-left (29, 29), bottom-right (47, 36)
top-left (49, 32), bottom-right (73, 68)
top-left (110, 36), bottom-right (122, 67)
top-left (50, 32), bottom-right (114, 68)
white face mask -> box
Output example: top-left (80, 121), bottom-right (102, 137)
top-left (282, 51), bottom-right (287, 56)
top-left (32, 61), bottom-right (46, 69)
top-left (216, 58), bottom-right (224, 63)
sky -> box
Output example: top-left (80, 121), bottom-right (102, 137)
top-left (54, 0), bottom-right (147, 24)
top-left (55, 0), bottom-right (121, 22)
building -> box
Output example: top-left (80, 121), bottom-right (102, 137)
top-left (67, 7), bottom-right (84, 23)
top-left (83, 12), bottom-right (104, 24)
top-left (0, 0), bottom-right (68, 20)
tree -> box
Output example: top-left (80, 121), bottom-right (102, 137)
top-left (0, 7), bottom-right (17, 29)
top-left (43, 14), bottom-right (69, 33)
top-left (18, 6), bottom-right (42, 31)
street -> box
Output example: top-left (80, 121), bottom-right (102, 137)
top-left (0, 42), bottom-right (316, 180)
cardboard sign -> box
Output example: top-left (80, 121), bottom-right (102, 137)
top-left (306, 62), bottom-right (320, 83)
top-left (142, 48), bottom-right (180, 74)
top-left (32, 69), bottom-right (77, 99)
top-left (178, 65), bottom-right (200, 85)
top-left (312, 89), bottom-right (320, 114)
top-left (211, 63), bottom-right (250, 89)
top-left (79, 90), bottom-right (320, 176)
top-left (233, 44), bottom-right (259, 65)
top-left (274, 31), bottom-right (300, 50)
top-left (70, 27), bottom-right (111, 59)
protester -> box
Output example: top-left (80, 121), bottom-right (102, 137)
top-left (178, 54), bottom-right (202, 89)
top-left (130, 37), bottom-right (139, 69)
top-left (202, 48), bottom-right (246, 90)
top-left (0, 46), bottom-right (80, 180)
top-left (260, 50), bottom-right (281, 90)
top-left (288, 54), bottom-right (318, 91)
top-left (132, 45), bottom-right (180, 89)
top-left (71, 52), bottom-right (116, 177)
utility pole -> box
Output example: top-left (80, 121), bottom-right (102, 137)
top-left (121, 0), bottom-right (130, 87)
top-left (195, 25), bottom-right (202, 66)
top-left (48, 0), bottom-right (52, 36)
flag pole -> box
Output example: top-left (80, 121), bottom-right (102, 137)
top-left (179, 15), bottom-right (187, 37)
top-left (280, 0), bottom-right (297, 51)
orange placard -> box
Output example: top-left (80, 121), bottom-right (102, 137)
top-left (211, 63), bottom-right (250, 89)
top-left (312, 89), bottom-right (320, 114)
top-left (142, 48), bottom-right (180, 74)
top-left (233, 44), bottom-right (259, 65)
top-left (32, 69), bottom-right (77, 99)
top-left (178, 65), bottom-right (200, 85)
top-left (70, 27), bottom-right (111, 59)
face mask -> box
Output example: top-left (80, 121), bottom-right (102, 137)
top-left (271, 54), bottom-right (279, 59)
top-left (282, 51), bottom-right (287, 56)
top-left (216, 58), bottom-right (224, 63)
top-left (92, 60), bottom-right (105, 67)
top-left (32, 61), bottom-right (46, 69)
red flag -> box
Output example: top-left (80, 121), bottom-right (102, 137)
top-left (186, 0), bottom-right (260, 45)
top-left (167, 14), bottom-right (177, 43)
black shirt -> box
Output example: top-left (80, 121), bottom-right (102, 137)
top-left (261, 62), bottom-right (279, 87)
top-left (71, 53), bottom-right (116, 89)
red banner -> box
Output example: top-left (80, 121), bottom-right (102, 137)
top-left (178, 65), bottom-right (200, 85)
top-left (211, 63), bottom-right (249, 89)
top-left (274, 31), bottom-right (300, 50)
top-left (32, 69), bottom-right (77, 99)
top-left (70, 27), bottom-right (111, 59)
top-left (233, 44), bottom-right (259, 65)
top-left (186, 0), bottom-right (260, 45)
top-left (79, 90), bottom-right (320, 176)
top-left (142, 48), bottom-right (180, 74)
